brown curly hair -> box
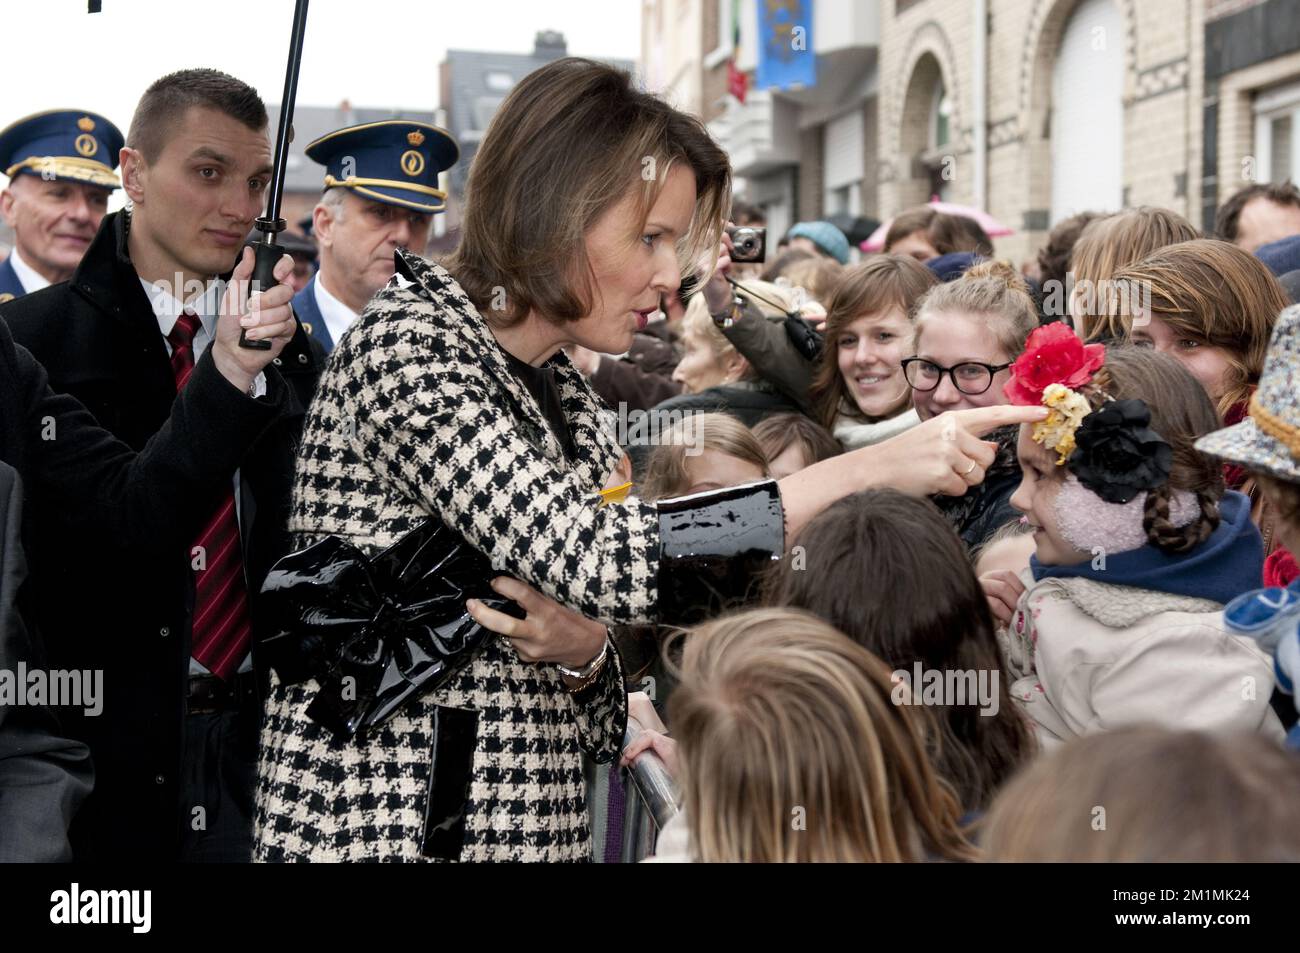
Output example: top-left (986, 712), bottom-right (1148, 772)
top-left (1075, 347), bottom-right (1225, 554)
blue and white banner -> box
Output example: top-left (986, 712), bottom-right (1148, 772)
top-left (755, 0), bottom-right (815, 91)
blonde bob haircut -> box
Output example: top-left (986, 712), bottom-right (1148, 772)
top-left (679, 279), bottom-right (796, 377)
top-left (640, 412), bottom-right (769, 502)
top-left (667, 607), bottom-right (976, 863)
top-left (445, 57), bottom-right (731, 329)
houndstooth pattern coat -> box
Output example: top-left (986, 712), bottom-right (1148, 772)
top-left (255, 250), bottom-right (666, 862)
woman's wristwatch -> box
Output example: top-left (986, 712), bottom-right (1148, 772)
top-left (557, 638), bottom-right (609, 693)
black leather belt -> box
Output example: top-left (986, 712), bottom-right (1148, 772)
top-left (187, 671), bottom-right (259, 715)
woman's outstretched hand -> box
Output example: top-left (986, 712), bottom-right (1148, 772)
top-left (466, 576), bottom-right (608, 669)
top-left (777, 403), bottom-right (1046, 541)
top-left (865, 404), bottom-right (1047, 498)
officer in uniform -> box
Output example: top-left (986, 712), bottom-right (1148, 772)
top-left (292, 120), bottom-right (457, 351)
top-left (0, 110), bottom-right (124, 301)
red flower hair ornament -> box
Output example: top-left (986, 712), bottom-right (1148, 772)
top-left (1002, 323), bottom-right (1106, 406)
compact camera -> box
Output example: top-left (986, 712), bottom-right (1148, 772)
top-left (728, 225), bottom-right (766, 263)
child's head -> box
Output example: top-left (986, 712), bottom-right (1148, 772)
top-left (765, 489), bottom-right (1033, 810)
top-left (809, 254), bottom-right (935, 426)
top-left (777, 255), bottom-right (843, 308)
top-left (1196, 302), bottom-right (1300, 555)
top-left (751, 412), bottom-right (842, 479)
top-left (1034, 210), bottom-right (1104, 311)
top-left (983, 726), bottom-right (1300, 861)
top-left (907, 260), bottom-right (1039, 420)
top-left (1009, 346), bottom-right (1224, 566)
top-left (971, 518), bottom-right (1037, 579)
top-left (884, 206), bottom-right (994, 261)
top-left (668, 606), bottom-right (976, 862)
top-left (640, 412), bottom-right (769, 501)
top-left (1105, 239), bottom-right (1286, 419)
top-left (1069, 206), bottom-right (1199, 339)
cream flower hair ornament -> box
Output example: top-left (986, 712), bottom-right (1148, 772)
top-left (1004, 324), bottom-right (1173, 504)
top-left (1038, 383), bottom-right (1092, 464)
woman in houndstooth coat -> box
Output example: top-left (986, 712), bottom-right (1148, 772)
top-left (254, 58), bottom-right (1042, 862)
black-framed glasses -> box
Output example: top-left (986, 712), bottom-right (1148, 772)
top-left (901, 357), bottom-right (1013, 395)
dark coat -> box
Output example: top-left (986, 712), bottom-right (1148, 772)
top-left (0, 209), bottom-right (323, 860)
top-left (0, 460), bottom-right (92, 862)
top-left (589, 324), bottom-right (681, 412)
top-left (932, 424), bottom-right (1023, 550)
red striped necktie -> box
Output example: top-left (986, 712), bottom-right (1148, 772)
top-left (168, 311), bottom-right (251, 680)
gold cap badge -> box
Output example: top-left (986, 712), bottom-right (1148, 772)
top-left (77, 116), bottom-right (95, 132)
top-left (407, 130), bottom-right (425, 147)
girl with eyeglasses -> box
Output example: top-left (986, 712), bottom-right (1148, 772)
top-left (905, 260), bottom-right (1041, 548)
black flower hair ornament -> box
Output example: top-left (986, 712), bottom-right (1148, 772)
top-left (1066, 399), bottom-right (1173, 504)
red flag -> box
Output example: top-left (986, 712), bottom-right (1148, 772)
top-left (727, 58), bottom-right (748, 104)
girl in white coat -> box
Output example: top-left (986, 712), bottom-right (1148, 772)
top-left (981, 337), bottom-right (1283, 747)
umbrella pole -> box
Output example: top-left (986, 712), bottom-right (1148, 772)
top-left (239, 0), bottom-right (311, 350)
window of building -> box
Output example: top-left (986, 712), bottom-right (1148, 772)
top-left (926, 80), bottom-right (952, 201)
top-left (824, 109), bottom-right (864, 216)
top-left (1049, 0), bottom-right (1123, 223)
top-left (704, 0), bottom-right (737, 69)
top-left (485, 71), bottom-right (515, 92)
top-left (472, 95), bottom-right (506, 131)
top-left (1254, 81), bottom-right (1300, 184)
top-left (930, 82), bottom-right (950, 152)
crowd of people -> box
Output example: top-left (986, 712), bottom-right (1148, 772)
top-left (2, 54), bottom-right (1300, 864)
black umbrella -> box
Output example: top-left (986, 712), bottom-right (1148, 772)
top-left (240, 0), bottom-right (310, 349)
top-left (825, 213), bottom-right (880, 246)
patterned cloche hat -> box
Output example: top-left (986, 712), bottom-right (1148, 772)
top-left (1196, 303), bottom-right (1300, 482)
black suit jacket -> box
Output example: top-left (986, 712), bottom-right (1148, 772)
top-left (1, 209), bottom-right (323, 861)
top-left (0, 460), bottom-right (92, 862)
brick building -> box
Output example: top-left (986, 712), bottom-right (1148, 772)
top-left (645, 0), bottom-right (1300, 267)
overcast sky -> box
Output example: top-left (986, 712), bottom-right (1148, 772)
top-left (8, 0), bottom-right (641, 131)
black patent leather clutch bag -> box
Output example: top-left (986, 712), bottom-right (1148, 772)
top-left (258, 518), bottom-right (522, 741)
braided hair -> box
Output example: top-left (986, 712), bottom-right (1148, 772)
top-left (1082, 348), bottom-right (1224, 554)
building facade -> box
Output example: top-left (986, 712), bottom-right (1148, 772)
top-left (644, 0), bottom-right (882, 245)
top-left (648, 0), bottom-right (1300, 266)
top-left (439, 31), bottom-right (635, 243)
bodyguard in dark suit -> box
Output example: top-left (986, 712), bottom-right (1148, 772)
top-left (0, 460), bottom-right (91, 862)
top-left (0, 243), bottom-right (298, 862)
top-left (2, 69), bottom-right (321, 861)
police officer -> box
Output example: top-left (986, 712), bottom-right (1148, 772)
top-left (0, 110), bottom-right (124, 300)
top-left (293, 120), bottom-right (457, 351)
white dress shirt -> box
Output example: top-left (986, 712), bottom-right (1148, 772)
top-left (9, 246), bottom-right (51, 293)
top-left (141, 275), bottom-right (258, 676)
top-left (314, 272), bottom-right (360, 348)
top-left (140, 276), bottom-right (267, 398)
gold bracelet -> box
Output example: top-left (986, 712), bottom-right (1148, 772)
top-left (558, 639), bottom-right (609, 693)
